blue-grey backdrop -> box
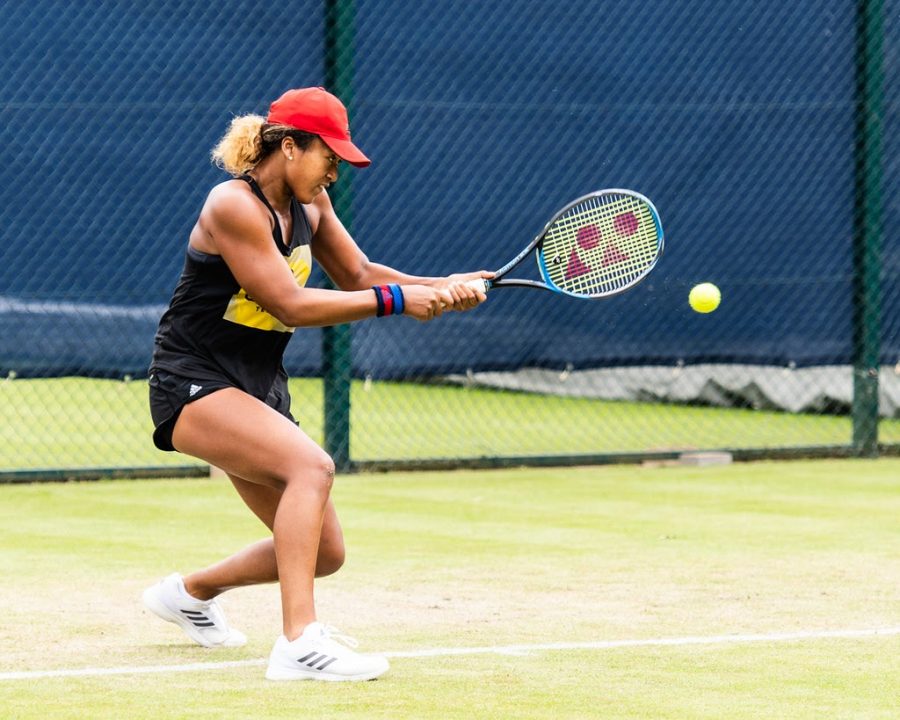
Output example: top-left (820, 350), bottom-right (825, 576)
top-left (1, 1), bottom-right (897, 378)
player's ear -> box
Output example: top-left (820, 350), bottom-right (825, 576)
top-left (281, 137), bottom-right (295, 161)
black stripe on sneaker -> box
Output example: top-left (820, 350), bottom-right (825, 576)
top-left (315, 656), bottom-right (338, 671)
top-left (180, 610), bottom-right (213, 627)
top-left (298, 652), bottom-right (337, 669)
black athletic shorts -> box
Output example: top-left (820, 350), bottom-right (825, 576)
top-left (148, 368), bottom-right (295, 452)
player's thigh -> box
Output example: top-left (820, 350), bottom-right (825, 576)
top-left (172, 387), bottom-right (333, 490)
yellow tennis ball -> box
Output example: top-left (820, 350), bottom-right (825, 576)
top-left (689, 283), bottom-right (721, 313)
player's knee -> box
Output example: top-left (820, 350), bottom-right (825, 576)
top-left (288, 451), bottom-right (335, 496)
top-left (318, 454), bottom-right (336, 493)
top-left (316, 543), bottom-right (345, 577)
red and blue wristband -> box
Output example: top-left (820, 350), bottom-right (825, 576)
top-left (373, 284), bottom-right (404, 317)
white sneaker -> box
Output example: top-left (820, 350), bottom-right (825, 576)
top-left (265, 622), bottom-right (389, 681)
top-left (142, 573), bottom-right (247, 648)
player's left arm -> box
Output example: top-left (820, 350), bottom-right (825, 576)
top-left (310, 190), bottom-right (490, 309)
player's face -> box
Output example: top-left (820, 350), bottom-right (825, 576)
top-left (288, 137), bottom-right (341, 203)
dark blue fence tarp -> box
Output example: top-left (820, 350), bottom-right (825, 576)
top-left (0, 1), bottom-right (897, 378)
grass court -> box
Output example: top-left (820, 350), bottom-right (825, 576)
top-left (2, 459), bottom-right (898, 718)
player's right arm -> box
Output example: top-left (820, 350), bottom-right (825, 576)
top-left (195, 183), bottom-right (448, 326)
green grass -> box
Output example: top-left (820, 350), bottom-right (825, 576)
top-left (1, 459), bottom-right (899, 718)
top-left (1, 377), bottom-right (899, 471)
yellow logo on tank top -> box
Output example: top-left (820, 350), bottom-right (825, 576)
top-left (223, 246), bottom-right (311, 332)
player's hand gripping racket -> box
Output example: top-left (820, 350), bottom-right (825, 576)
top-left (468, 189), bottom-right (663, 298)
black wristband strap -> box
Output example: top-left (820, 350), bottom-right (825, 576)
top-left (372, 286), bottom-right (386, 317)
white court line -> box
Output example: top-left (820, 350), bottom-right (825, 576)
top-left (1, 626), bottom-right (898, 681)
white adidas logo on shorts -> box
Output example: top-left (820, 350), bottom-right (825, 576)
top-left (189, 384), bottom-right (202, 397)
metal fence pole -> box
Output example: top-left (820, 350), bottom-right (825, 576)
top-left (851, 0), bottom-right (884, 456)
top-left (322, 0), bottom-right (355, 471)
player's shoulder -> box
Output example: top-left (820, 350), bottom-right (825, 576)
top-left (206, 178), bottom-right (257, 211)
top-left (203, 179), bottom-right (269, 231)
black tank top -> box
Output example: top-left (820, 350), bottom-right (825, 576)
top-left (150, 176), bottom-right (313, 399)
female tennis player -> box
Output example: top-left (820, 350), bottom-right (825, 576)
top-left (143, 87), bottom-right (489, 682)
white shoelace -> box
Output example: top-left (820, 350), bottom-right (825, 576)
top-left (319, 625), bottom-right (360, 649)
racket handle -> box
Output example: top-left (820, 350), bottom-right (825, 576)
top-left (464, 278), bottom-right (491, 293)
top-left (441, 278), bottom-right (491, 310)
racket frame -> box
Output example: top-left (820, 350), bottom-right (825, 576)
top-left (479, 189), bottom-right (664, 298)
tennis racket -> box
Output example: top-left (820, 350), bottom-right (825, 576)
top-left (468, 189), bottom-right (663, 298)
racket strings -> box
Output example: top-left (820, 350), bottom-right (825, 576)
top-left (540, 194), bottom-right (660, 296)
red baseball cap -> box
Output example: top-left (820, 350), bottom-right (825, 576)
top-left (267, 87), bottom-right (370, 167)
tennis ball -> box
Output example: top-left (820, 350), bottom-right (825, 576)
top-left (689, 283), bottom-right (721, 313)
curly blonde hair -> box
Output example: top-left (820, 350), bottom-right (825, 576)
top-left (211, 115), bottom-right (316, 176)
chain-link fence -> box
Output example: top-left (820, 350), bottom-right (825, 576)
top-left (1, 0), bottom-right (898, 479)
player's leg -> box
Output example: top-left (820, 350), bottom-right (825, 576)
top-left (181, 479), bottom-right (346, 601)
top-left (226, 475), bottom-right (346, 578)
top-left (171, 387), bottom-right (331, 637)
top-left (142, 459), bottom-right (345, 648)
top-left (148, 386), bottom-right (387, 680)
